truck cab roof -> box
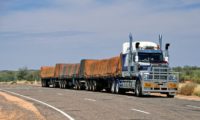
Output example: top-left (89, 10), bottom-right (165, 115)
top-left (122, 41), bottom-right (159, 54)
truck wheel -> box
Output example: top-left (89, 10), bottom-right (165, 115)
top-left (63, 81), bottom-right (66, 89)
top-left (85, 81), bottom-right (90, 91)
top-left (135, 80), bottom-right (142, 97)
top-left (115, 82), bottom-right (119, 94)
top-left (53, 80), bottom-right (56, 88)
top-left (92, 80), bottom-right (97, 91)
top-left (59, 81), bottom-right (62, 88)
top-left (74, 80), bottom-right (79, 90)
top-left (46, 80), bottom-right (49, 87)
top-left (111, 81), bottom-right (115, 93)
top-left (41, 80), bottom-right (44, 87)
top-left (85, 81), bottom-right (88, 90)
top-left (77, 81), bottom-right (80, 90)
top-left (167, 93), bottom-right (175, 98)
top-left (62, 81), bottom-right (64, 89)
top-left (44, 80), bottom-right (47, 87)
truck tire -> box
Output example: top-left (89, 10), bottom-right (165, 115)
top-left (43, 79), bottom-right (47, 87)
top-left (115, 81), bottom-right (126, 94)
top-left (111, 81), bottom-right (115, 93)
top-left (74, 80), bottom-right (80, 90)
top-left (92, 80), bottom-right (97, 91)
top-left (77, 80), bottom-right (81, 90)
top-left (52, 80), bottom-right (56, 88)
top-left (85, 81), bottom-right (90, 91)
top-left (115, 81), bottom-right (119, 94)
top-left (167, 93), bottom-right (175, 98)
top-left (59, 81), bottom-right (62, 89)
top-left (135, 80), bottom-right (142, 97)
top-left (41, 80), bottom-right (44, 87)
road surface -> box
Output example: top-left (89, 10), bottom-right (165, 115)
top-left (0, 84), bottom-right (200, 120)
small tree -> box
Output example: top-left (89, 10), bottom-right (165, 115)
top-left (17, 67), bottom-right (28, 80)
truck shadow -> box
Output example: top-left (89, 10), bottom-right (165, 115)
top-left (100, 90), bottom-right (167, 98)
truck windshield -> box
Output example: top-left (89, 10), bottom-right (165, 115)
top-left (138, 52), bottom-right (163, 63)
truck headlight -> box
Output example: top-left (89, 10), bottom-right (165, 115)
top-left (143, 74), bottom-right (148, 81)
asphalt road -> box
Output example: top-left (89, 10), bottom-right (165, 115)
top-left (0, 84), bottom-right (200, 120)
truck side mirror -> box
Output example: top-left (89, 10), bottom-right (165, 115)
top-left (165, 43), bottom-right (170, 50)
top-left (136, 42), bottom-right (140, 49)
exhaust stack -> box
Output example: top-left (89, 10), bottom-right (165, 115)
top-left (159, 34), bottom-right (162, 50)
top-left (128, 33), bottom-right (133, 74)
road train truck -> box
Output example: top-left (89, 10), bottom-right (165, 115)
top-left (40, 34), bottom-right (179, 97)
top-left (78, 34), bottom-right (179, 97)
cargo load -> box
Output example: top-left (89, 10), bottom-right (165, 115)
top-left (40, 66), bottom-right (55, 79)
top-left (54, 63), bottom-right (80, 79)
top-left (79, 56), bottom-right (122, 78)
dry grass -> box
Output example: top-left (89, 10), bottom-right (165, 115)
top-left (0, 80), bottom-right (41, 85)
top-left (193, 85), bottom-right (200, 97)
top-left (179, 82), bottom-right (197, 96)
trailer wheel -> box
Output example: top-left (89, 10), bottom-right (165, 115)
top-left (41, 80), bottom-right (44, 87)
top-left (111, 81), bottom-right (115, 93)
top-left (74, 80), bottom-right (79, 90)
top-left (115, 82), bottom-right (119, 94)
top-left (135, 80), bottom-right (142, 97)
top-left (76, 80), bottom-right (81, 90)
top-left (52, 80), bottom-right (56, 88)
top-left (92, 80), bottom-right (97, 91)
top-left (62, 81), bottom-right (64, 89)
top-left (63, 81), bottom-right (66, 89)
top-left (59, 81), bottom-right (62, 88)
top-left (167, 93), bottom-right (175, 98)
top-left (44, 79), bottom-right (47, 87)
top-left (85, 81), bottom-right (90, 91)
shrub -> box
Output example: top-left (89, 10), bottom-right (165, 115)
top-left (179, 83), bottom-right (197, 96)
top-left (193, 85), bottom-right (200, 97)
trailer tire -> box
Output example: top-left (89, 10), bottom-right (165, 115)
top-left (52, 80), bottom-right (56, 88)
top-left (41, 80), bottom-right (44, 87)
top-left (111, 80), bottom-right (115, 93)
top-left (44, 79), bottom-right (46, 87)
top-left (135, 80), bottom-right (142, 97)
top-left (59, 81), bottom-right (62, 88)
top-left (92, 80), bottom-right (97, 91)
top-left (85, 81), bottom-right (90, 91)
top-left (115, 81), bottom-right (119, 94)
top-left (167, 93), bottom-right (175, 98)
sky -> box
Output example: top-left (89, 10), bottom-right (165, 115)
top-left (0, 0), bottom-right (200, 70)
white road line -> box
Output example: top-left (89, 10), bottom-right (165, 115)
top-left (131, 108), bottom-right (150, 114)
top-left (0, 89), bottom-right (75, 120)
top-left (84, 98), bottom-right (96, 102)
top-left (186, 105), bottom-right (200, 109)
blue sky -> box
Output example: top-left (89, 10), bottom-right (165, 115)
top-left (0, 0), bottom-right (200, 70)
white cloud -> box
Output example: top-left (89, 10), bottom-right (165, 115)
top-left (0, 0), bottom-right (200, 69)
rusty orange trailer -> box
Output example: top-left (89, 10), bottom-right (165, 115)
top-left (40, 66), bottom-right (55, 87)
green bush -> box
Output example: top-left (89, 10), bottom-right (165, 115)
top-left (0, 67), bottom-right (40, 82)
top-left (174, 66), bottom-right (200, 84)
